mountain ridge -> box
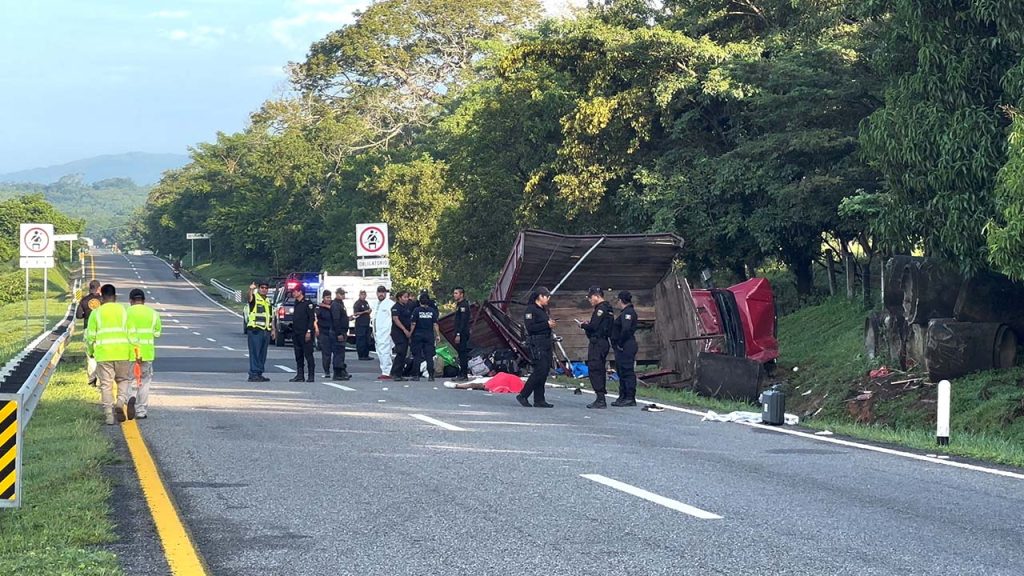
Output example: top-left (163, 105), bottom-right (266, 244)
top-left (0, 152), bottom-right (189, 185)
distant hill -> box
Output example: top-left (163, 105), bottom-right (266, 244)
top-left (0, 152), bottom-right (189, 186)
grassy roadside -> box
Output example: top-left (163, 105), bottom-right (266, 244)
top-left (0, 340), bottom-right (122, 575)
top-left (188, 259), bottom-right (270, 293)
top-left (0, 265), bottom-right (74, 366)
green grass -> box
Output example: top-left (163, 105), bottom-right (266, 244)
top-left (0, 342), bottom-right (123, 575)
top-left (551, 375), bottom-right (754, 413)
top-left (0, 265), bottom-right (74, 366)
top-left (189, 259), bottom-right (270, 293)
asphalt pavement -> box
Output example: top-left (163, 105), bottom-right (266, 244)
top-left (91, 251), bottom-right (1024, 576)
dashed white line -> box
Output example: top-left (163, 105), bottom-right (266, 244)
top-left (206, 337), bottom-right (216, 342)
top-left (192, 331), bottom-right (201, 336)
top-left (323, 382), bottom-right (356, 392)
top-left (171, 319), bottom-right (180, 323)
top-left (222, 346), bottom-right (235, 351)
top-left (581, 474), bottom-right (722, 520)
top-left (275, 365), bottom-right (296, 373)
top-left (410, 414), bottom-right (466, 432)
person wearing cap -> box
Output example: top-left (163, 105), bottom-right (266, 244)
top-left (85, 284), bottom-right (133, 425)
top-left (331, 288), bottom-right (351, 381)
top-left (77, 279), bottom-right (103, 386)
top-left (452, 287), bottom-right (472, 381)
top-left (389, 291), bottom-right (415, 381)
top-left (352, 290), bottom-right (372, 361)
top-left (246, 280), bottom-right (276, 382)
top-left (517, 287), bottom-right (555, 408)
top-left (126, 288), bottom-right (162, 419)
top-left (612, 290), bottom-right (638, 406)
top-left (580, 286), bottom-right (613, 409)
top-left (410, 292), bottom-right (440, 382)
top-left (290, 285), bottom-right (318, 382)
top-left (316, 290), bottom-right (336, 379)
top-left (372, 285), bottom-right (395, 379)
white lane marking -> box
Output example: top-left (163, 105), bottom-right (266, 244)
top-left (192, 331), bottom-right (201, 336)
top-left (222, 346), bottom-right (235, 351)
top-left (323, 382), bottom-right (356, 392)
top-left (206, 337), bottom-right (216, 342)
top-left (410, 414), bottom-right (466, 432)
top-left (172, 319), bottom-right (180, 323)
top-left (581, 474), bottom-right (722, 520)
top-left (244, 353), bottom-right (250, 357)
top-left (580, 389), bottom-right (1024, 482)
top-left (275, 365), bottom-right (296, 373)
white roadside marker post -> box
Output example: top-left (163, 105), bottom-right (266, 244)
top-left (937, 379), bottom-right (951, 446)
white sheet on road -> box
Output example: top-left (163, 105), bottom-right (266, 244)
top-left (702, 410), bottom-right (800, 426)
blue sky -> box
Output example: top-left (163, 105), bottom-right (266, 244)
top-left (0, 1), bottom-right (581, 173)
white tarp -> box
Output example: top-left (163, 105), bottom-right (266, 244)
top-left (701, 410), bottom-right (800, 426)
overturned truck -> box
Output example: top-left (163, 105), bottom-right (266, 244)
top-left (439, 229), bottom-right (780, 400)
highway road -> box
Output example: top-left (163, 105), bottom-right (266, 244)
top-left (92, 251), bottom-right (1023, 576)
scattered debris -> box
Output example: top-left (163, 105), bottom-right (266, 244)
top-left (814, 430), bottom-right (834, 436)
top-left (701, 410), bottom-right (799, 426)
top-left (869, 366), bottom-right (891, 379)
top-left (642, 404), bottom-right (665, 412)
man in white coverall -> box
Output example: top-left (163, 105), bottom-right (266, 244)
top-left (373, 285), bottom-right (394, 379)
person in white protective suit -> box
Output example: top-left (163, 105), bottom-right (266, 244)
top-left (372, 285), bottom-right (395, 379)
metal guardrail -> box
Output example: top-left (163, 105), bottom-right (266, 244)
top-left (210, 278), bottom-right (242, 303)
top-left (0, 279), bottom-right (80, 508)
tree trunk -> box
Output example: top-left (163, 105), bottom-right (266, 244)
top-left (862, 257), bottom-right (873, 309)
top-left (844, 249), bottom-right (855, 300)
top-left (793, 257), bottom-right (814, 296)
top-left (826, 250), bottom-right (837, 296)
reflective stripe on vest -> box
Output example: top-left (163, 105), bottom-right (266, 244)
top-left (127, 305), bottom-right (162, 361)
top-left (248, 293), bottom-right (272, 330)
top-left (92, 303), bottom-right (132, 361)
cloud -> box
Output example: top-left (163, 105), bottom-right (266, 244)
top-left (149, 10), bottom-right (191, 19)
top-left (162, 26), bottom-right (228, 47)
top-left (270, 1), bottom-right (361, 49)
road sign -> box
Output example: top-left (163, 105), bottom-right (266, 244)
top-left (186, 233), bottom-right (211, 240)
top-left (356, 223), bottom-right (389, 257)
top-left (357, 257), bottom-right (390, 270)
top-left (53, 233), bottom-right (78, 242)
top-left (19, 223), bottom-right (54, 257)
top-left (20, 257), bottom-right (54, 269)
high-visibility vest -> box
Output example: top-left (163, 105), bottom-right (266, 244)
top-left (127, 304), bottom-right (162, 361)
top-left (86, 302), bottom-right (132, 361)
top-left (248, 293), bottom-right (272, 330)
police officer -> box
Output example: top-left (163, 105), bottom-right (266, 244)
top-left (290, 286), bottom-right (317, 382)
top-left (331, 288), bottom-right (351, 381)
top-left (410, 293), bottom-right (440, 382)
top-left (246, 280), bottom-right (275, 382)
top-left (352, 290), bottom-right (372, 360)
top-left (516, 287), bottom-right (555, 408)
top-left (612, 290), bottom-right (638, 406)
top-left (389, 291), bottom-right (414, 381)
top-left (580, 286), bottom-right (613, 409)
top-left (452, 287), bottom-right (472, 381)
top-left (316, 290), bottom-right (335, 379)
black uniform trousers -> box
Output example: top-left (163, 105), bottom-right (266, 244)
top-left (616, 339), bottom-right (638, 399)
top-left (293, 334), bottom-right (315, 378)
top-left (587, 338), bottom-right (610, 395)
top-left (318, 332), bottom-right (335, 374)
top-left (390, 335), bottom-right (409, 379)
top-left (411, 334), bottom-right (434, 378)
top-left (355, 325), bottom-right (371, 359)
top-left (520, 337), bottom-right (551, 402)
top-left (332, 334), bottom-right (347, 374)
top-left (456, 332), bottom-right (471, 377)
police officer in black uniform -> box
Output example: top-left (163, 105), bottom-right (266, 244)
top-left (331, 288), bottom-right (351, 381)
top-left (290, 286), bottom-right (317, 382)
top-left (389, 291), bottom-right (414, 381)
top-left (316, 290), bottom-right (335, 378)
top-left (352, 290), bottom-right (372, 360)
top-left (612, 290), bottom-right (638, 406)
top-left (581, 286), bottom-right (613, 409)
top-left (517, 287), bottom-right (555, 408)
top-left (410, 293), bottom-right (440, 382)
top-left (452, 287), bottom-right (472, 381)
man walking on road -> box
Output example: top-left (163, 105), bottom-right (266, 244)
top-left (331, 288), bottom-right (351, 381)
top-left (352, 290), bottom-right (372, 360)
top-left (290, 286), bottom-right (317, 382)
top-left (85, 284), bottom-right (133, 425)
top-left (373, 286), bottom-right (394, 380)
top-left (246, 281), bottom-right (275, 382)
top-left (126, 288), bottom-right (162, 420)
top-left (316, 290), bottom-right (335, 379)
top-left (77, 279), bottom-right (102, 386)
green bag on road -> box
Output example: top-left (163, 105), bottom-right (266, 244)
top-left (436, 346), bottom-right (457, 367)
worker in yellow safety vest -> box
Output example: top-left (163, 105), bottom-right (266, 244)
top-left (85, 284), bottom-right (133, 425)
top-left (126, 288), bottom-right (162, 420)
top-left (246, 280), bottom-right (276, 382)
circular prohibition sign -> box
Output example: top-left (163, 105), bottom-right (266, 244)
top-left (23, 226), bottom-right (51, 254)
top-left (359, 225), bottom-right (386, 254)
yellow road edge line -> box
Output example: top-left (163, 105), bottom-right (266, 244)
top-left (121, 421), bottom-right (209, 575)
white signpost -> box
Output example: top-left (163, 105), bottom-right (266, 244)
top-left (356, 223), bottom-right (390, 273)
top-left (54, 233), bottom-right (78, 263)
top-left (19, 223), bottom-right (55, 342)
top-left (185, 233), bottom-right (212, 266)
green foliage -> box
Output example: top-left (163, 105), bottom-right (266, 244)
top-left (0, 195), bottom-right (83, 263)
top-left (0, 176), bottom-right (147, 241)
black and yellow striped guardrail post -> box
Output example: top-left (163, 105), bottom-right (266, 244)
top-left (0, 399), bottom-right (18, 504)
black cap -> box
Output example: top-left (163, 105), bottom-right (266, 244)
top-left (587, 286), bottom-right (604, 297)
top-left (536, 286), bottom-right (551, 297)
top-left (335, 288), bottom-right (346, 295)
top-left (377, 285), bottom-right (389, 293)
top-left (129, 288), bottom-right (145, 301)
top-left (618, 290), bottom-right (632, 303)
top-left (258, 280), bottom-right (270, 288)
